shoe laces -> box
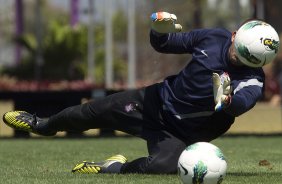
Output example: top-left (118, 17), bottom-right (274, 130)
top-left (18, 112), bottom-right (38, 126)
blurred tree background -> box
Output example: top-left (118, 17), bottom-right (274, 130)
top-left (0, 0), bottom-right (280, 93)
top-left (0, 0), bottom-right (127, 85)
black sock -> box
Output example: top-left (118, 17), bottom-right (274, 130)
top-left (35, 118), bottom-right (57, 136)
top-left (105, 162), bottom-right (124, 173)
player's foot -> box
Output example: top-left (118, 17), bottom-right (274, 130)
top-left (72, 154), bottom-right (127, 174)
top-left (2, 111), bottom-right (55, 136)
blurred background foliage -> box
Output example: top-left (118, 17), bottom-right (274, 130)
top-left (0, 0), bottom-right (281, 93)
top-left (1, 1), bottom-right (127, 84)
top-left (4, 21), bottom-right (88, 80)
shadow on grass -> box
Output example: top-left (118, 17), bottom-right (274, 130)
top-left (223, 133), bottom-right (282, 137)
top-left (227, 172), bottom-right (282, 177)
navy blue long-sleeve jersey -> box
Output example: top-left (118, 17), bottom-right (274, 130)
top-left (150, 28), bottom-right (265, 119)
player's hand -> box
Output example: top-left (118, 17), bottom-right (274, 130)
top-left (213, 72), bottom-right (232, 111)
top-left (151, 12), bottom-right (182, 33)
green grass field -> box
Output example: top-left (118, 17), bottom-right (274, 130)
top-left (0, 137), bottom-right (282, 184)
top-left (0, 101), bottom-right (282, 183)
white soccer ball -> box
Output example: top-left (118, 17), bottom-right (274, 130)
top-left (178, 142), bottom-right (227, 184)
top-left (234, 20), bottom-right (280, 68)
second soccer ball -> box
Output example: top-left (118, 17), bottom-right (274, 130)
top-left (178, 142), bottom-right (227, 184)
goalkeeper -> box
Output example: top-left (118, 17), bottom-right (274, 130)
top-left (3, 12), bottom-right (279, 174)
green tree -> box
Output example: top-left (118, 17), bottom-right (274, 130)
top-left (3, 19), bottom-right (127, 84)
top-left (3, 20), bottom-right (88, 80)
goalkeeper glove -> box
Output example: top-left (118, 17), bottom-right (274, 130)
top-left (213, 72), bottom-right (232, 112)
top-left (151, 12), bottom-right (182, 33)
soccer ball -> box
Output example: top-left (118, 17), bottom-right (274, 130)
top-left (234, 20), bottom-right (280, 68)
top-left (178, 142), bottom-right (227, 184)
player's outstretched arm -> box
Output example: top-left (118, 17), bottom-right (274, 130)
top-left (150, 12), bottom-right (197, 54)
top-left (151, 12), bottom-right (182, 34)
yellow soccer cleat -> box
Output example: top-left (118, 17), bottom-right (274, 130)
top-left (2, 111), bottom-right (55, 136)
top-left (3, 111), bottom-right (36, 132)
top-left (72, 155), bottom-right (127, 174)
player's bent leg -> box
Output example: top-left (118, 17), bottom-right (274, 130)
top-left (121, 129), bottom-right (187, 174)
top-left (121, 156), bottom-right (180, 174)
top-left (3, 111), bottom-right (56, 136)
top-left (72, 154), bottom-right (127, 174)
top-left (120, 146), bottom-right (185, 174)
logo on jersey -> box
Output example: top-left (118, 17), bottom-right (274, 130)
top-left (124, 103), bottom-right (139, 113)
top-left (201, 50), bottom-right (208, 57)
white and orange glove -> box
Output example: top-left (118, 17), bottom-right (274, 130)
top-left (151, 12), bottom-right (182, 33)
top-left (213, 72), bottom-right (232, 112)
